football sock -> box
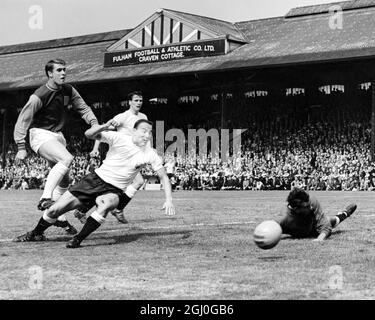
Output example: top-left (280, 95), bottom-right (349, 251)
top-left (123, 191), bottom-right (132, 208)
top-left (333, 211), bottom-right (349, 228)
top-left (125, 185), bottom-right (137, 198)
top-left (337, 211), bottom-right (349, 222)
top-left (51, 185), bottom-right (69, 225)
top-left (33, 211), bottom-right (57, 235)
top-left (41, 162), bottom-right (69, 199)
top-left (53, 193), bottom-right (69, 225)
top-left (75, 212), bottom-right (104, 242)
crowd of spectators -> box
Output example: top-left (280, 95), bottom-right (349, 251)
top-left (0, 137), bottom-right (100, 191)
top-left (167, 121), bottom-right (375, 192)
top-left (2, 89), bottom-right (375, 192)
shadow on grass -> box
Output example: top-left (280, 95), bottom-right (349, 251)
top-left (45, 230), bottom-right (193, 248)
top-left (331, 230), bottom-right (345, 235)
top-left (257, 256), bottom-right (285, 261)
top-left (110, 230), bottom-right (192, 245)
top-left (131, 216), bottom-right (180, 223)
top-left (280, 229), bottom-right (347, 241)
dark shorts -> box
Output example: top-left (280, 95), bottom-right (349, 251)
top-left (69, 172), bottom-right (128, 212)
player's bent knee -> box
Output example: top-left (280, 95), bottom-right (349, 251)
top-left (46, 206), bottom-right (59, 219)
top-left (96, 194), bottom-right (119, 211)
top-left (47, 203), bottom-right (69, 218)
top-left (49, 191), bottom-right (82, 218)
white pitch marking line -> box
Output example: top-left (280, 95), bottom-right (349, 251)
top-left (0, 200), bottom-right (37, 203)
top-left (0, 221), bottom-right (255, 243)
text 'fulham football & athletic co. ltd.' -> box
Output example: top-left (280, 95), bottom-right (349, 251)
top-left (104, 38), bottom-right (226, 67)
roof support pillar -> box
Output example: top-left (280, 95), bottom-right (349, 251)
top-left (1, 107), bottom-right (7, 169)
top-left (371, 81), bottom-right (375, 162)
top-left (220, 91), bottom-right (226, 129)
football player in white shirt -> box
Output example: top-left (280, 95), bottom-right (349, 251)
top-left (76, 91), bottom-right (148, 224)
top-left (14, 119), bottom-right (176, 248)
top-left (90, 91), bottom-right (148, 156)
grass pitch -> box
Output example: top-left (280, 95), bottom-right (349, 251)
top-left (1, 190), bottom-right (375, 300)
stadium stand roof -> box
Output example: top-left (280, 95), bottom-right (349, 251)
top-left (0, 29), bottom-right (132, 55)
top-left (285, 0), bottom-right (375, 17)
top-left (1, 0), bottom-right (375, 90)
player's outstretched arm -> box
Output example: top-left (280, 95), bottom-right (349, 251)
top-left (90, 123), bottom-right (118, 157)
top-left (313, 211), bottom-right (332, 241)
top-left (156, 167), bottom-right (175, 216)
top-left (85, 119), bottom-right (118, 140)
top-left (90, 140), bottom-right (101, 158)
top-left (313, 232), bottom-right (328, 241)
top-left (70, 87), bottom-right (99, 127)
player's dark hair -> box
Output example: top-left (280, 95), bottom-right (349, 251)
top-left (128, 91), bottom-right (143, 101)
top-left (134, 119), bottom-right (153, 129)
top-left (45, 59), bottom-right (66, 77)
top-left (287, 188), bottom-right (309, 208)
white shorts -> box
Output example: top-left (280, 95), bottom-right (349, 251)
top-left (29, 128), bottom-right (67, 154)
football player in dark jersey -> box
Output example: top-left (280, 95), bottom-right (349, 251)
top-left (13, 59), bottom-right (99, 234)
top-left (279, 188), bottom-right (357, 241)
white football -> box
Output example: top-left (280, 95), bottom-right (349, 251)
top-left (253, 220), bottom-right (282, 250)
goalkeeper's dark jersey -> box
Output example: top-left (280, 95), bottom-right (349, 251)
top-left (279, 195), bottom-right (332, 238)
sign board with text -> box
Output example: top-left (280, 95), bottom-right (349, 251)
top-left (104, 39), bottom-right (226, 67)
